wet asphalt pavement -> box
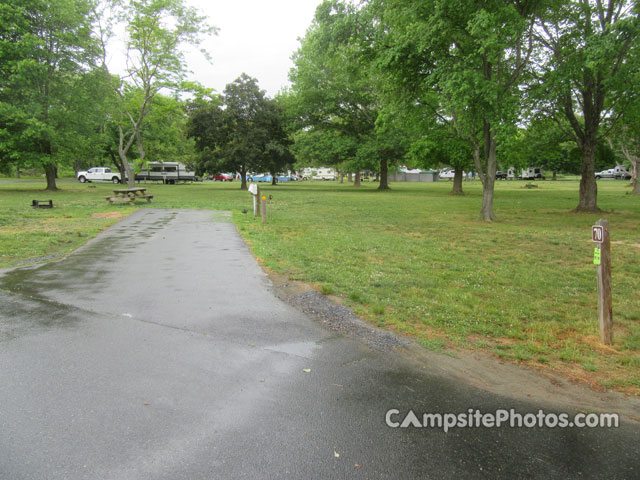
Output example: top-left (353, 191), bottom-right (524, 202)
top-left (0, 209), bottom-right (638, 479)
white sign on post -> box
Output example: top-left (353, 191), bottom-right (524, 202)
top-left (248, 184), bottom-right (258, 195)
top-left (592, 225), bottom-right (604, 243)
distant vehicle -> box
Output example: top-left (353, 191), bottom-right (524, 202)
top-left (248, 174), bottom-right (272, 182)
top-left (77, 167), bottom-right (121, 184)
top-left (520, 167), bottom-right (545, 180)
top-left (596, 165), bottom-right (631, 180)
top-left (309, 167), bottom-right (337, 180)
top-left (135, 162), bottom-right (199, 184)
top-left (276, 174), bottom-right (294, 182)
top-left (595, 169), bottom-right (616, 179)
top-left (210, 173), bottom-right (233, 181)
top-left (439, 169), bottom-right (455, 179)
top-left (495, 171), bottom-right (508, 180)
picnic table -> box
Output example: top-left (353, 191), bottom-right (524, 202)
top-left (106, 187), bottom-right (154, 204)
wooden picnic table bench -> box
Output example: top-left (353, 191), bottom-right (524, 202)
top-left (106, 187), bottom-right (154, 204)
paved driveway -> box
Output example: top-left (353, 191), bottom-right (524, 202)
top-left (0, 209), bottom-right (637, 479)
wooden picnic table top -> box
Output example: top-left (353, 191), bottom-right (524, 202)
top-left (112, 187), bottom-right (147, 194)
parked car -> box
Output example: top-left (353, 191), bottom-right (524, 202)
top-left (209, 173), bottom-right (233, 181)
top-left (495, 171), bottom-right (508, 180)
top-left (77, 167), bottom-right (121, 184)
top-left (248, 174), bottom-right (272, 182)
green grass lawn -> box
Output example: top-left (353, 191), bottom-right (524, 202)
top-left (1, 178), bottom-right (639, 394)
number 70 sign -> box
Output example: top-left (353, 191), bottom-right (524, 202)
top-left (592, 225), bottom-right (604, 243)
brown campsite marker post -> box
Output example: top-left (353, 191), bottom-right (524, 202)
top-left (256, 186), bottom-right (261, 217)
top-left (261, 195), bottom-right (267, 224)
top-left (593, 219), bottom-right (613, 345)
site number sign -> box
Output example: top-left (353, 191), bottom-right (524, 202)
top-left (592, 225), bottom-right (604, 243)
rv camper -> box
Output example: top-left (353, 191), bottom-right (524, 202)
top-left (520, 167), bottom-right (545, 180)
top-left (135, 162), bottom-right (199, 184)
top-left (302, 167), bottom-right (337, 180)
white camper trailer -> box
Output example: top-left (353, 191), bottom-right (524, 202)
top-left (302, 167), bottom-right (337, 180)
top-left (520, 167), bottom-right (545, 180)
top-left (135, 162), bottom-right (199, 184)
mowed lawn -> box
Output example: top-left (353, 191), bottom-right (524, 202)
top-left (1, 178), bottom-right (639, 394)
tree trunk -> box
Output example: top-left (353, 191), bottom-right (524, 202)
top-left (240, 166), bottom-right (248, 190)
top-left (480, 176), bottom-right (496, 221)
top-left (109, 149), bottom-right (124, 184)
top-left (552, 171), bottom-right (557, 180)
top-left (348, 172), bottom-right (353, 182)
top-left (378, 158), bottom-right (390, 190)
top-left (479, 126), bottom-right (497, 221)
top-left (620, 145), bottom-right (638, 194)
top-left (354, 171), bottom-right (361, 187)
top-left (118, 150), bottom-right (135, 188)
top-left (451, 165), bottom-right (464, 194)
top-left (629, 149), bottom-right (639, 194)
top-left (110, 160), bottom-right (122, 184)
top-left (44, 164), bottom-right (58, 191)
top-left (575, 138), bottom-right (600, 212)
top-left (339, 171), bottom-right (344, 183)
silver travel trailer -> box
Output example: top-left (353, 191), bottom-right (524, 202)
top-left (135, 162), bottom-right (199, 184)
top-left (520, 167), bottom-right (545, 180)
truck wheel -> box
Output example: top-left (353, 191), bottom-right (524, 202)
top-left (78, 176), bottom-right (86, 183)
top-left (112, 177), bottom-right (120, 184)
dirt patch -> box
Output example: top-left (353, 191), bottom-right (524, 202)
top-left (401, 343), bottom-right (640, 422)
top-left (91, 212), bottom-right (126, 219)
top-left (264, 267), bottom-right (640, 423)
top-left (612, 240), bottom-right (640, 250)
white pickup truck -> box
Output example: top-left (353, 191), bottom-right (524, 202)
top-left (77, 167), bottom-right (121, 184)
top-left (595, 165), bottom-right (632, 180)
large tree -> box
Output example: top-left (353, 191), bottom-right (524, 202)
top-left (289, 0), bottom-right (398, 190)
top-left (187, 74), bottom-right (293, 190)
top-left (374, 0), bottom-right (537, 220)
top-left (607, 39), bottom-right (640, 195)
top-left (98, 0), bottom-right (214, 187)
top-left (0, 0), bottom-right (101, 190)
top-left (102, 90), bottom-right (196, 180)
top-left (535, 0), bottom-right (640, 211)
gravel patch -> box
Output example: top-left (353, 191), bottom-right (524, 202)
top-left (273, 284), bottom-right (409, 352)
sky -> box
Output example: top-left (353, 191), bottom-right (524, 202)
top-left (181, 0), bottom-right (322, 97)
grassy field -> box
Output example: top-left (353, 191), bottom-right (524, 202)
top-left (1, 178), bottom-right (639, 394)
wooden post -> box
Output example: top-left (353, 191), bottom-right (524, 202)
top-left (595, 219), bottom-right (613, 345)
top-left (261, 195), bottom-right (267, 224)
top-left (256, 186), bottom-right (261, 217)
